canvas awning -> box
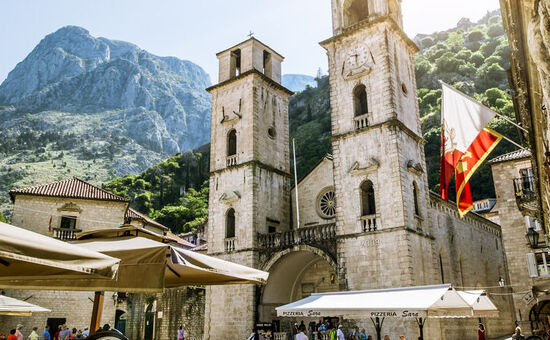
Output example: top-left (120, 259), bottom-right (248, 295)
top-left (0, 222), bottom-right (120, 287)
top-left (0, 295), bottom-right (51, 316)
top-left (0, 236), bottom-right (268, 292)
top-left (276, 284), bottom-right (473, 319)
top-left (457, 290), bottom-right (499, 318)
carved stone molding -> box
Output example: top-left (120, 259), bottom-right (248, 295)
top-left (349, 158), bottom-right (380, 175)
top-left (219, 191), bottom-right (241, 204)
top-left (406, 160), bottom-right (424, 175)
top-left (57, 202), bottom-right (82, 213)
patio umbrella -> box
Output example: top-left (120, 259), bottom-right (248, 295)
top-left (0, 295), bottom-right (51, 316)
top-left (0, 222), bottom-right (120, 286)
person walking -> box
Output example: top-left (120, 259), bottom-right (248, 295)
top-left (43, 326), bottom-right (50, 340)
top-left (329, 327), bottom-right (336, 340)
top-left (360, 329), bottom-right (367, 340)
top-left (351, 326), bottom-right (359, 340)
top-left (336, 325), bottom-right (345, 340)
top-left (511, 327), bottom-right (525, 340)
top-left (177, 325), bottom-right (185, 340)
top-left (7, 330), bottom-right (16, 340)
top-left (477, 323), bottom-right (486, 340)
top-left (14, 325), bottom-right (23, 340)
top-left (27, 327), bottom-right (38, 340)
top-left (296, 325), bottom-right (308, 340)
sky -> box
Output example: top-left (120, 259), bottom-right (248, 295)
top-left (0, 0), bottom-right (500, 84)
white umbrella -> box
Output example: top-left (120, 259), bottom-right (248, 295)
top-left (0, 295), bottom-right (51, 316)
top-left (457, 290), bottom-right (499, 318)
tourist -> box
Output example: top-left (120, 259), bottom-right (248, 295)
top-left (360, 329), bottom-right (367, 340)
top-left (43, 326), bottom-right (50, 340)
top-left (367, 336), bottom-right (373, 340)
top-left (296, 325), bottom-right (308, 340)
top-left (54, 326), bottom-right (61, 340)
top-left (351, 326), bottom-right (360, 340)
top-left (81, 328), bottom-right (89, 338)
top-left (399, 336), bottom-right (405, 340)
top-left (336, 325), bottom-right (344, 340)
top-left (74, 330), bottom-right (83, 339)
top-left (59, 325), bottom-right (70, 340)
top-left (512, 327), bottom-right (525, 340)
top-left (7, 330), bottom-right (16, 340)
top-left (26, 327), bottom-right (38, 340)
top-left (177, 325), bottom-right (185, 340)
top-left (14, 325), bottom-right (23, 340)
top-left (383, 336), bottom-right (391, 340)
top-left (329, 326), bottom-right (336, 340)
top-left (477, 323), bottom-right (486, 340)
top-left (0, 332), bottom-right (7, 340)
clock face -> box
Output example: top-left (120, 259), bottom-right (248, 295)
top-left (342, 45), bottom-right (372, 80)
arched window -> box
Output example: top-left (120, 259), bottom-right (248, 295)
top-left (343, 0), bottom-right (369, 27)
top-left (353, 84), bottom-right (368, 117)
top-left (226, 208), bottom-right (235, 238)
top-left (413, 181), bottom-right (420, 216)
top-left (227, 130), bottom-right (237, 156)
top-left (360, 180), bottom-right (376, 216)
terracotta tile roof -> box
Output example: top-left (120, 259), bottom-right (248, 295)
top-left (166, 231), bottom-right (196, 249)
top-left (488, 148), bottom-right (531, 164)
top-left (10, 177), bottom-right (129, 202)
top-left (126, 208), bottom-right (168, 231)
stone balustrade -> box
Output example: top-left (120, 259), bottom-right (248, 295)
top-left (354, 113), bottom-right (370, 130)
top-left (257, 223), bottom-right (336, 249)
top-left (360, 214), bottom-right (378, 232)
top-left (225, 237), bottom-right (236, 252)
top-left (226, 155), bottom-right (238, 167)
top-left (53, 227), bottom-right (82, 240)
top-left (274, 332), bottom-right (286, 340)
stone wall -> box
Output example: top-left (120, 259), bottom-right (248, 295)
top-left (124, 287), bottom-right (205, 340)
top-left (11, 195), bottom-right (127, 236)
top-left (0, 291), bottom-right (116, 336)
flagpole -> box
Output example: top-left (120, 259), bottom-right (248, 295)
top-left (292, 138), bottom-right (300, 229)
top-left (501, 135), bottom-right (525, 149)
top-left (438, 80), bottom-right (529, 134)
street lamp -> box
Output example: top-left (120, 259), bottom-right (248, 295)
top-left (498, 276), bottom-right (505, 288)
top-left (526, 227), bottom-right (540, 249)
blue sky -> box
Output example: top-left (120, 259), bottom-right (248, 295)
top-left (0, 0), bottom-right (500, 84)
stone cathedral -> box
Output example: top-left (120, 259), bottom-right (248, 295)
top-left (204, 0), bottom-right (514, 339)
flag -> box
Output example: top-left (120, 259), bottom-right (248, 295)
top-left (440, 82), bottom-right (498, 201)
top-left (455, 128), bottom-right (503, 216)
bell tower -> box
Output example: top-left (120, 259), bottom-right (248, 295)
top-left (204, 38), bottom-right (293, 339)
top-left (321, 0), bottom-right (436, 292)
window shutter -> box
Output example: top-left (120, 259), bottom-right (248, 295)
top-left (526, 253), bottom-right (539, 278)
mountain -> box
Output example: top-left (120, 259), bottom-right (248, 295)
top-left (282, 74), bottom-right (317, 92)
top-left (0, 26), bottom-right (211, 209)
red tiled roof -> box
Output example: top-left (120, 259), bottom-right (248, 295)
top-left (125, 208), bottom-right (168, 231)
top-left (9, 177), bottom-right (129, 203)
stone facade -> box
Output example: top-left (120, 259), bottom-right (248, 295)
top-left (204, 1), bottom-right (515, 340)
top-left (490, 152), bottom-right (550, 334)
top-left (11, 195), bottom-right (127, 236)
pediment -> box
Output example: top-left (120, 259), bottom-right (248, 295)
top-left (407, 160), bottom-right (424, 175)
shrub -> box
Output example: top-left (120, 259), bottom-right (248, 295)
top-left (470, 52), bottom-right (485, 67)
top-left (468, 30), bottom-right (486, 42)
top-left (420, 37), bottom-right (435, 49)
top-left (487, 24), bottom-right (505, 38)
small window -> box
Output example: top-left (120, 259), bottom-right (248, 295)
top-left (60, 216), bottom-right (77, 229)
top-left (401, 83), bottom-right (408, 96)
top-left (268, 127), bottom-right (276, 138)
top-left (268, 226), bottom-right (277, 234)
top-left (353, 84), bottom-right (368, 117)
top-left (263, 50), bottom-right (272, 78)
top-left (230, 49), bottom-right (242, 78)
top-left (360, 180), bottom-right (376, 216)
top-left (413, 182), bottom-right (420, 216)
top-left (226, 209), bottom-right (235, 238)
top-left (439, 253), bottom-right (445, 284)
top-left (227, 130), bottom-right (237, 156)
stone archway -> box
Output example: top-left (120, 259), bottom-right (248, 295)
top-left (524, 295), bottom-right (550, 334)
top-left (258, 245), bottom-right (338, 333)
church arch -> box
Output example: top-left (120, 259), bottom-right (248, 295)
top-left (343, 0), bottom-right (369, 28)
top-left (226, 208), bottom-right (236, 238)
top-left (360, 179), bottom-right (376, 216)
top-left (353, 84), bottom-right (368, 117)
top-left (227, 129), bottom-right (237, 156)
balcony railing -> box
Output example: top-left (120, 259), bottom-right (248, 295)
top-left (274, 333), bottom-right (286, 340)
top-left (360, 214), bottom-right (378, 232)
top-left (513, 176), bottom-right (538, 213)
top-left (225, 237), bottom-right (236, 252)
top-left (226, 155), bottom-right (237, 167)
top-left (257, 223), bottom-right (336, 249)
top-left (53, 227), bottom-right (82, 240)
top-left (354, 113), bottom-right (370, 130)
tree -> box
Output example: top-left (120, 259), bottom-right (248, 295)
top-left (487, 24), bottom-right (505, 38)
top-left (468, 30), bottom-right (485, 42)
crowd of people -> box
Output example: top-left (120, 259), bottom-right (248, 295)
top-left (0, 324), bottom-right (92, 340)
top-left (290, 321), bottom-right (406, 340)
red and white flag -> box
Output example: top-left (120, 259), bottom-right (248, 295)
top-left (440, 82), bottom-right (502, 216)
